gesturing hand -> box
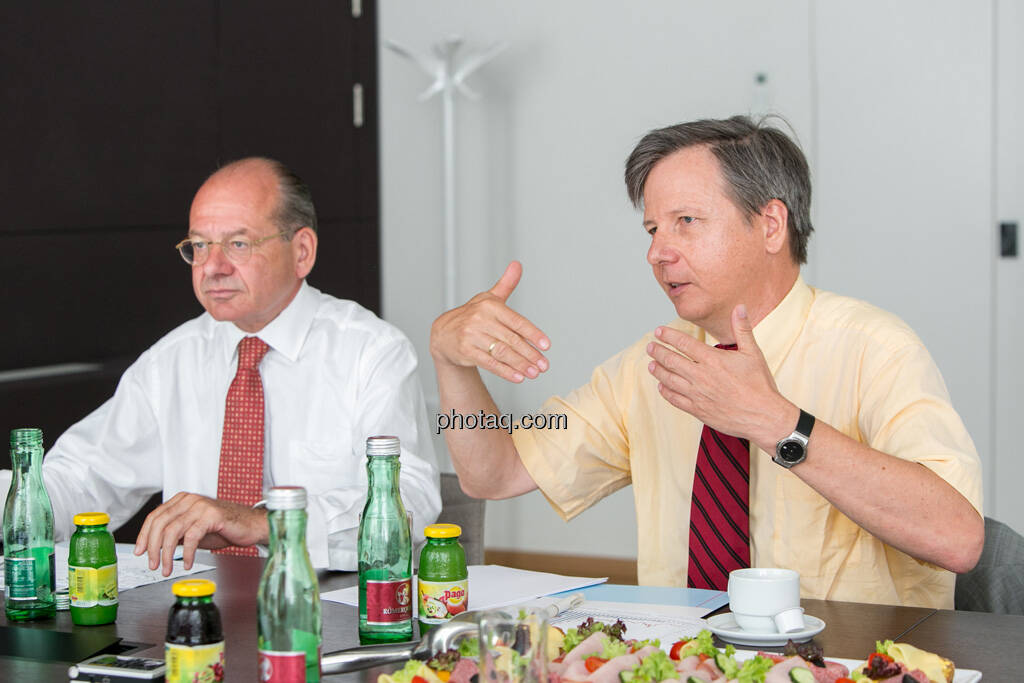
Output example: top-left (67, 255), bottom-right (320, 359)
top-left (430, 261), bottom-right (551, 383)
top-left (133, 493), bottom-right (269, 576)
top-left (645, 304), bottom-right (797, 450)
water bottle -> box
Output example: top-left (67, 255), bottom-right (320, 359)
top-left (357, 436), bottom-right (412, 643)
top-left (3, 427), bottom-right (56, 621)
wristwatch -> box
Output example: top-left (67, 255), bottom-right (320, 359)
top-left (773, 409), bottom-right (815, 468)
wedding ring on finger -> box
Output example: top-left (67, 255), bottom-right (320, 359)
top-left (487, 341), bottom-right (498, 356)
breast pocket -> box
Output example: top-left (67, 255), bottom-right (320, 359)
top-left (282, 440), bottom-right (345, 495)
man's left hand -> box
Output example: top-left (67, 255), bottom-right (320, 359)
top-left (646, 304), bottom-right (798, 449)
top-left (133, 493), bottom-right (269, 576)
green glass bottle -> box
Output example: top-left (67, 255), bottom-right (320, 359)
top-left (357, 436), bottom-right (413, 644)
top-left (69, 511), bottom-right (118, 625)
top-left (257, 486), bottom-right (323, 682)
top-left (3, 427), bottom-right (56, 621)
top-left (418, 523), bottom-right (468, 634)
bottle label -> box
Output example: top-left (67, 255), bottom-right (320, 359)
top-left (165, 641), bottom-right (225, 683)
top-left (418, 577), bottom-right (469, 624)
top-left (365, 578), bottom-right (413, 624)
top-left (258, 646), bottom-right (321, 683)
top-left (4, 551), bottom-right (54, 601)
top-left (69, 563), bottom-right (118, 607)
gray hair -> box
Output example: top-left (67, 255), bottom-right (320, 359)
top-left (624, 115), bottom-right (813, 264)
top-left (265, 159), bottom-right (318, 238)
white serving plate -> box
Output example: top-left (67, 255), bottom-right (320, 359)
top-left (732, 649), bottom-right (982, 682)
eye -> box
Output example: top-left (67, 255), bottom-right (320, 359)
top-left (191, 240), bottom-right (209, 251)
top-left (229, 239), bottom-right (250, 250)
top-left (681, 216), bottom-right (695, 224)
top-left (646, 226), bottom-right (657, 236)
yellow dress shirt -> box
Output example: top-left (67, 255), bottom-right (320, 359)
top-left (512, 276), bottom-right (982, 608)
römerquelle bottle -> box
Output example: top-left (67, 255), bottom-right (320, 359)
top-left (3, 427), bottom-right (56, 621)
top-left (68, 511), bottom-right (118, 625)
top-left (357, 435), bottom-right (413, 644)
top-left (257, 486), bottom-right (322, 682)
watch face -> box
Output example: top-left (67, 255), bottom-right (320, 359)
top-left (779, 440), bottom-right (804, 462)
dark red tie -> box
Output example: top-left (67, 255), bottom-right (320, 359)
top-left (687, 343), bottom-right (751, 590)
top-left (214, 336), bottom-right (270, 557)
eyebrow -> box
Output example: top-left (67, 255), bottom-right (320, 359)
top-left (642, 207), bottom-right (703, 227)
top-left (187, 228), bottom-right (252, 239)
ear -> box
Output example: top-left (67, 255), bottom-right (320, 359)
top-left (291, 227), bottom-right (318, 279)
top-left (761, 199), bottom-right (789, 256)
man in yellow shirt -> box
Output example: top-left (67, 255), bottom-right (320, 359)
top-left (429, 116), bottom-right (983, 608)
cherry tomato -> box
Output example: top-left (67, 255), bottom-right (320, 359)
top-left (669, 640), bottom-right (689, 660)
top-left (412, 676), bottom-right (428, 683)
top-left (584, 657), bottom-right (607, 673)
top-left (835, 678), bottom-right (855, 683)
top-left (698, 653), bottom-right (710, 662)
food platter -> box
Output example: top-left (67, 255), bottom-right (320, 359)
top-left (731, 650), bottom-right (983, 683)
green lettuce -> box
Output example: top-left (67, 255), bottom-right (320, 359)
top-left (675, 630), bottom-right (733, 660)
top-left (600, 640), bottom-right (630, 660)
top-left (458, 637), bottom-right (479, 658)
top-left (735, 655), bottom-right (775, 683)
top-left (624, 650), bottom-right (679, 683)
top-left (561, 619), bottom-right (626, 654)
top-left (875, 640), bottom-right (894, 656)
top-left (390, 660), bottom-right (427, 683)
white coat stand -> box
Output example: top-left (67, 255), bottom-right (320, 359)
top-left (387, 37), bottom-right (507, 310)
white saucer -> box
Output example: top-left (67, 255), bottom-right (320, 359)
top-left (706, 612), bottom-right (825, 647)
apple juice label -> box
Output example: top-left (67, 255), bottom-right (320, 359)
top-left (69, 563), bottom-right (118, 607)
top-left (165, 641), bottom-right (224, 683)
top-left (364, 578), bottom-right (412, 625)
top-left (418, 578), bottom-right (469, 625)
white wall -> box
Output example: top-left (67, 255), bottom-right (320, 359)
top-left (378, 0), bottom-right (1022, 559)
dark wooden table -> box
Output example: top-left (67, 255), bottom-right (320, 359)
top-left (1, 556), bottom-right (1021, 680)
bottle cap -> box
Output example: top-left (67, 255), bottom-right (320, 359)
top-left (424, 523), bottom-right (462, 539)
top-left (366, 435), bottom-right (401, 457)
top-left (73, 512), bottom-right (111, 526)
top-left (172, 579), bottom-right (217, 597)
top-left (266, 486), bottom-right (307, 510)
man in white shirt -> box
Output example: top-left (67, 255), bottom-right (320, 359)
top-left (0, 157), bottom-right (441, 574)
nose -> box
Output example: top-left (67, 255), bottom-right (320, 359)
top-left (647, 230), bottom-right (678, 266)
top-left (201, 242), bottom-right (235, 276)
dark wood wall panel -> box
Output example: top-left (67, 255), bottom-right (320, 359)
top-left (0, 2), bottom-right (219, 230)
top-left (1, 228), bottom-right (202, 371)
top-left (308, 219), bottom-right (380, 313)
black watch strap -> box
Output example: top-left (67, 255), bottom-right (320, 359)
top-left (795, 409), bottom-right (815, 439)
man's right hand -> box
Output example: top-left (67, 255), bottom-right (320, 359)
top-left (430, 261), bottom-right (551, 383)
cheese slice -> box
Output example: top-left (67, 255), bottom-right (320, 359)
top-left (888, 643), bottom-right (954, 683)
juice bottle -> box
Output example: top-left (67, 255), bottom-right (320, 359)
top-left (165, 579), bottom-right (225, 683)
top-left (68, 511), bottom-right (118, 625)
top-left (417, 523), bottom-right (468, 634)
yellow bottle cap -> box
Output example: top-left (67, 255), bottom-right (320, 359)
top-left (73, 512), bottom-right (110, 526)
top-left (172, 579), bottom-right (217, 597)
top-left (424, 523), bottom-right (462, 538)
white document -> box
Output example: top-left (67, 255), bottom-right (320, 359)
top-left (321, 564), bottom-right (608, 613)
top-left (1, 542), bottom-right (214, 591)
top-left (551, 601), bottom-right (710, 645)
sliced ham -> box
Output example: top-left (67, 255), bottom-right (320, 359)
top-left (448, 658), bottom-right (479, 683)
top-left (764, 656), bottom-right (815, 683)
top-left (808, 659), bottom-right (851, 683)
top-left (562, 633), bottom-right (610, 667)
top-left (584, 653), bottom-right (640, 683)
top-left (675, 655), bottom-right (702, 674)
top-left (560, 661), bottom-right (591, 682)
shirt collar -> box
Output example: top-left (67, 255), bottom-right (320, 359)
top-left (216, 281), bottom-right (319, 365)
top-left (702, 275), bottom-right (813, 373)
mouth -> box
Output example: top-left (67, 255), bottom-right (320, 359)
top-left (203, 288), bottom-right (239, 300)
top-left (665, 281), bottom-right (690, 296)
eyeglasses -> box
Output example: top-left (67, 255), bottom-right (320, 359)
top-left (175, 231), bottom-right (289, 265)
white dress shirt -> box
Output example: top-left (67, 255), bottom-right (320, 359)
top-left (0, 282), bottom-right (441, 569)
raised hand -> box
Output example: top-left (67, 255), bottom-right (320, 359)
top-left (645, 304), bottom-right (797, 450)
top-left (430, 261), bottom-right (551, 383)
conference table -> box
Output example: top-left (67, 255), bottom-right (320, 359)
top-left (1, 555), bottom-right (1021, 680)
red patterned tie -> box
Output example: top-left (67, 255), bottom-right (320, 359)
top-left (687, 343), bottom-right (751, 590)
top-left (214, 336), bottom-right (270, 557)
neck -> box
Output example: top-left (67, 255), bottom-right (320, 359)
top-left (705, 268), bottom-right (799, 343)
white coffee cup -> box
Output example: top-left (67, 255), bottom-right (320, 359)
top-left (727, 568), bottom-right (804, 634)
